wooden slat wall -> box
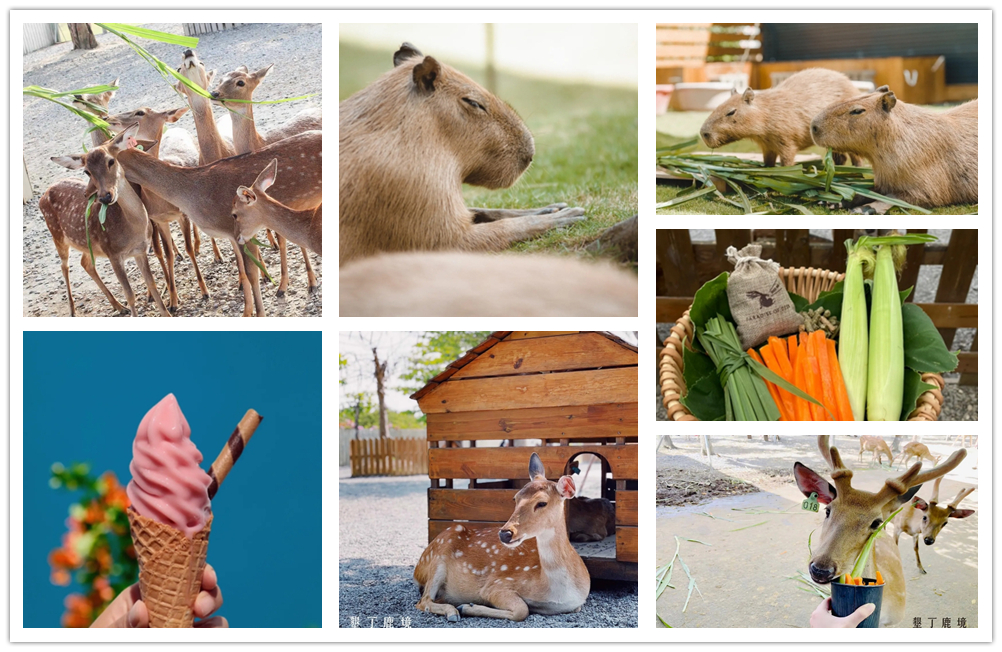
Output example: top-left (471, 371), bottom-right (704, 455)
top-left (616, 527), bottom-right (638, 563)
top-left (426, 403), bottom-right (638, 441)
top-left (756, 56), bottom-right (945, 104)
top-left (429, 445), bottom-right (637, 481)
top-left (182, 23), bottom-right (244, 37)
top-left (615, 491), bottom-right (638, 526)
top-left (451, 332), bottom-right (637, 379)
top-left (428, 488), bottom-right (639, 525)
top-left (656, 23), bottom-right (762, 69)
top-left (349, 438), bottom-right (428, 477)
top-left (656, 229), bottom-right (979, 385)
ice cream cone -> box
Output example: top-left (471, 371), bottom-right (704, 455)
top-left (127, 506), bottom-right (213, 628)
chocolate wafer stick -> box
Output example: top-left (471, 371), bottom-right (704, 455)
top-left (207, 409), bottom-right (262, 499)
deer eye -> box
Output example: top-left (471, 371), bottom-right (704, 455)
top-left (463, 98), bottom-right (486, 111)
top-left (726, 109), bottom-right (736, 117)
top-left (135, 110), bottom-right (145, 116)
top-left (237, 80), bottom-right (245, 87)
top-left (535, 502), bottom-right (547, 510)
top-left (232, 213), bottom-right (238, 220)
top-left (108, 160), bottom-right (115, 168)
top-left (850, 108), bottom-right (865, 116)
top-left (922, 515), bottom-right (928, 522)
top-left (870, 519), bottom-right (882, 529)
top-left (824, 507), bottom-right (830, 518)
top-left (83, 170), bottom-right (91, 177)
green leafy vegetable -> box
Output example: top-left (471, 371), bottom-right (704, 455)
top-left (901, 303), bottom-right (961, 373)
top-left (688, 272), bottom-right (731, 331)
top-left (900, 369), bottom-right (939, 421)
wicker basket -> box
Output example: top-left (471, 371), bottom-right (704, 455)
top-left (660, 266), bottom-right (946, 422)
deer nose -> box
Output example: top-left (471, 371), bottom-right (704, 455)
top-left (98, 192), bottom-right (114, 205)
top-left (924, 537), bottom-right (935, 545)
top-left (499, 529), bottom-right (513, 544)
top-left (210, 91), bottom-right (220, 99)
top-left (183, 48), bottom-right (194, 58)
top-left (809, 561), bottom-right (836, 583)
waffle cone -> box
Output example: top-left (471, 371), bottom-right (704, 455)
top-left (127, 507), bottom-right (212, 628)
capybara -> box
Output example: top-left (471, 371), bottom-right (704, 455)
top-left (338, 43), bottom-right (585, 266)
top-left (700, 69), bottom-right (863, 166)
top-left (811, 88), bottom-right (978, 212)
top-left (339, 252), bottom-right (638, 317)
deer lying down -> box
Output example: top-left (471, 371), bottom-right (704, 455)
top-left (414, 453), bottom-right (590, 622)
top-left (566, 496), bottom-right (616, 543)
top-left (340, 252), bottom-right (637, 317)
top-left (795, 435), bottom-right (966, 627)
top-left (893, 477), bottom-right (975, 574)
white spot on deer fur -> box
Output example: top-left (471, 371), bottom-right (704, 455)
top-left (454, 550), bottom-right (463, 558)
top-left (480, 542), bottom-right (487, 548)
top-left (506, 577), bottom-right (514, 581)
top-left (500, 565), bottom-right (507, 571)
top-left (532, 565), bottom-right (538, 569)
top-left (491, 562), bottom-right (496, 567)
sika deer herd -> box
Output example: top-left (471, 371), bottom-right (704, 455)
top-left (37, 48), bottom-right (322, 317)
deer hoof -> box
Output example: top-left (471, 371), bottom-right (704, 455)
top-left (202, 293), bottom-right (210, 300)
top-left (169, 306), bottom-right (178, 314)
top-left (447, 612), bottom-right (461, 622)
top-left (919, 568), bottom-right (927, 575)
top-left (276, 289), bottom-right (285, 298)
top-left (309, 285), bottom-right (318, 295)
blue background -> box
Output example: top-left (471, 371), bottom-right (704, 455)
top-left (23, 331), bottom-right (322, 628)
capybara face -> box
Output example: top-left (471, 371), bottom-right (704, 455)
top-left (700, 88), bottom-right (758, 149)
top-left (811, 89), bottom-right (897, 153)
top-left (395, 49), bottom-right (535, 189)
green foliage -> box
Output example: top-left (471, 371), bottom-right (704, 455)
top-left (398, 331), bottom-right (491, 396)
top-left (388, 410), bottom-right (424, 429)
top-left (48, 462), bottom-right (137, 627)
top-left (901, 303), bottom-right (961, 373)
top-left (339, 393), bottom-right (377, 428)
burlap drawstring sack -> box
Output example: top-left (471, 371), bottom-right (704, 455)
top-left (726, 244), bottom-right (803, 349)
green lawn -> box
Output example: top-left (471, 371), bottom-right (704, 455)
top-left (655, 111), bottom-right (977, 215)
top-left (340, 42), bottom-right (638, 257)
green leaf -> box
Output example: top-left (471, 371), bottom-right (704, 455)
top-left (84, 195), bottom-right (97, 265)
top-left (95, 23), bottom-right (199, 47)
top-left (680, 369), bottom-right (726, 421)
top-left (657, 613), bottom-right (673, 628)
top-left (98, 202), bottom-right (108, 230)
top-left (900, 286), bottom-right (913, 303)
top-left (900, 369), bottom-right (939, 421)
top-left (688, 272), bottom-right (731, 331)
top-left (788, 291), bottom-right (809, 312)
top-left (901, 303), bottom-right (960, 373)
top-left (243, 244), bottom-right (275, 285)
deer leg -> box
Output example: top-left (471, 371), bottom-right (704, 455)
top-left (192, 223), bottom-right (201, 255)
top-left (106, 257), bottom-right (138, 317)
top-left (266, 229), bottom-right (279, 249)
top-left (850, 154), bottom-right (864, 167)
top-left (913, 535), bottom-right (926, 574)
top-left (53, 238), bottom-right (77, 316)
top-left (79, 252), bottom-right (127, 315)
top-left (470, 204), bottom-right (568, 223)
top-left (232, 239), bottom-right (266, 317)
top-left (276, 233), bottom-right (289, 297)
top-left (180, 218), bottom-right (210, 299)
top-left (459, 209), bottom-right (586, 251)
top-left (301, 245), bottom-right (317, 293)
top-left (154, 223), bottom-right (179, 313)
top-left (211, 235), bottom-right (223, 262)
top-left (414, 564), bottom-right (461, 622)
top-left (147, 224), bottom-right (166, 303)
top-left (135, 254), bottom-right (171, 317)
top-left (459, 588), bottom-right (529, 621)
top-left (231, 239), bottom-right (256, 317)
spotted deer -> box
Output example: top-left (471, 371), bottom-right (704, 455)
top-left (232, 159), bottom-right (322, 261)
top-left (115, 130), bottom-right (321, 317)
top-left (211, 63), bottom-right (321, 295)
top-left (896, 441), bottom-right (940, 469)
top-left (893, 477), bottom-right (975, 574)
top-left (858, 435), bottom-right (893, 466)
top-left (794, 435), bottom-right (966, 626)
top-left (414, 453), bottom-right (590, 622)
top-left (40, 123), bottom-right (170, 317)
top-left (72, 79), bottom-right (118, 147)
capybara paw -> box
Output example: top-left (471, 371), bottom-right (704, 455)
top-left (851, 205), bottom-right (877, 215)
top-left (548, 207), bottom-right (587, 226)
top-left (537, 202), bottom-right (568, 214)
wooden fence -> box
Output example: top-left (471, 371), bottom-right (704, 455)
top-left (350, 438), bottom-right (429, 477)
top-left (656, 229), bottom-right (978, 385)
top-left (656, 23), bottom-right (761, 85)
top-left (183, 23), bottom-right (244, 37)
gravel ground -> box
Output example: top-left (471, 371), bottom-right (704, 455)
top-left (22, 23), bottom-right (322, 317)
top-left (339, 467), bottom-right (638, 628)
top-left (657, 229), bottom-right (978, 421)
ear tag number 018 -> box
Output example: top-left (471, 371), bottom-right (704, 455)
top-left (802, 492), bottom-right (819, 512)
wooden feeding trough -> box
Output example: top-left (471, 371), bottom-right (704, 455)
top-left (411, 331), bottom-right (639, 582)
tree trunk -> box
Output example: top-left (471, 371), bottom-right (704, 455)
top-left (69, 23), bottom-right (99, 50)
top-left (891, 435), bottom-right (903, 453)
top-left (372, 348), bottom-right (390, 439)
top-left (353, 401), bottom-right (361, 440)
top-left (658, 435), bottom-right (678, 450)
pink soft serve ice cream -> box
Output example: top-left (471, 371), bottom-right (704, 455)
top-left (127, 394), bottom-right (212, 538)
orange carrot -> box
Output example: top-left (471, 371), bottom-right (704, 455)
top-left (793, 341), bottom-right (812, 421)
top-left (787, 334), bottom-right (800, 371)
top-left (826, 338), bottom-right (854, 421)
top-left (748, 347), bottom-right (787, 420)
top-left (875, 570), bottom-right (884, 585)
top-left (813, 331), bottom-right (838, 420)
top-left (768, 336), bottom-right (788, 365)
top-left (855, 577), bottom-right (864, 586)
top-left (803, 334), bottom-right (826, 421)
top-left (760, 344), bottom-right (797, 419)
top-left (843, 573), bottom-right (852, 585)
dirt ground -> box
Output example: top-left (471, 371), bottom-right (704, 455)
top-left (655, 436), bottom-right (979, 628)
top-left (22, 23), bottom-right (322, 317)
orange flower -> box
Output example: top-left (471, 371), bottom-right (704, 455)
top-left (62, 593), bottom-right (93, 627)
top-left (84, 501), bottom-right (105, 525)
top-left (94, 546), bottom-right (112, 572)
top-left (49, 547), bottom-right (80, 570)
top-left (50, 569), bottom-right (70, 586)
top-left (92, 577), bottom-right (114, 602)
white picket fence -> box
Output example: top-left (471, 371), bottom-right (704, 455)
top-left (338, 428), bottom-right (425, 467)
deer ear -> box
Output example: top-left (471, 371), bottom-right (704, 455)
top-left (528, 453), bottom-right (546, 481)
top-left (898, 484), bottom-right (923, 506)
top-left (556, 476), bottom-right (576, 500)
top-left (236, 65), bottom-right (249, 74)
top-left (207, 70), bottom-right (216, 87)
top-left (254, 64), bottom-right (274, 80)
top-left (165, 107), bottom-right (188, 123)
top-left (793, 462), bottom-right (836, 504)
top-left (236, 185), bottom-right (257, 205)
top-left (253, 159), bottom-right (279, 192)
top-left (912, 498), bottom-right (929, 510)
top-left (394, 42), bottom-right (424, 67)
top-left (950, 509), bottom-right (975, 519)
top-left (51, 155), bottom-right (85, 170)
top-left (413, 56), bottom-right (440, 94)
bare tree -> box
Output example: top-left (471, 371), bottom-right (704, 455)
top-left (69, 23), bottom-right (98, 50)
top-left (372, 347), bottom-right (390, 439)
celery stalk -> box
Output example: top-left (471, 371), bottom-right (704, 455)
top-left (850, 504), bottom-right (906, 579)
top-left (867, 244), bottom-right (904, 421)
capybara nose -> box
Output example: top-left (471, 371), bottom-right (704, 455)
top-left (499, 529), bottom-right (513, 544)
top-left (99, 192), bottom-right (114, 205)
top-left (809, 562), bottom-right (836, 584)
top-left (811, 123), bottom-right (820, 135)
top-left (701, 131), bottom-right (710, 141)
top-left (924, 537), bottom-right (935, 545)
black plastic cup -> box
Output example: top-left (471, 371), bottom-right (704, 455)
top-left (830, 578), bottom-right (883, 628)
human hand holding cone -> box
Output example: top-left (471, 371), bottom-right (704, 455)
top-left (126, 396), bottom-right (261, 628)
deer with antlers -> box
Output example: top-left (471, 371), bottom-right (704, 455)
top-left (232, 159), bottom-right (321, 259)
top-left (858, 436), bottom-right (893, 466)
top-left (40, 124), bottom-right (170, 317)
top-left (892, 477), bottom-right (975, 574)
top-left (794, 435), bottom-right (966, 627)
top-left (413, 453), bottom-right (590, 622)
top-left (896, 441), bottom-right (940, 469)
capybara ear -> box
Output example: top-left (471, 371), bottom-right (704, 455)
top-left (730, 86), bottom-right (739, 96)
top-left (413, 56), bottom-right (441, 94)
top-left (880, 90), bottom-right (897, 112)
top-left (742, 87), bottom-right (755, 104)
top-left (394, 42), bottom-right (423, 67)
top-left (875, 85), bottom-right (890, 93)
top-left (556, 476), bottom-right (576, 500)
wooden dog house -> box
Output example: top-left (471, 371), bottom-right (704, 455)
top-left (411, 331), bottom-right (639, 582)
